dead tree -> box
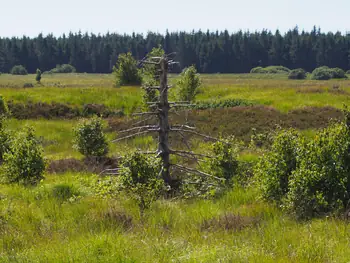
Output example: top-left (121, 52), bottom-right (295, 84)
top-left (107, 54), bottom-right (222, 186)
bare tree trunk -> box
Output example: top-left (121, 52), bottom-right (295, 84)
top-left (158, 57), bottom-right (171, 184)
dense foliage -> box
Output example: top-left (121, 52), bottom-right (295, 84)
top-left (288, 68), bottom-right (307, 79)
top-left (35, 68), bottom-right (41, 82)
top-left (255, 129), bottom-right (300, 203)
top-left (10, 65), bottom-right (28, 75)
top-left (73, 117), bottom-right (109, 158)
top-left (2, 28), bottom-right (350, 74)
top-left (208, 137), bottom-right (239, 183)
top-left (113, 52), bottom-right (141, 87)
top-left (141, 47), bottom-right (164, 110)
top-left (118, 152), bottom-right (164, 213)
top-left (176, 66), bottom-right (202, 102)
top-left (2, 126), bottom-right (46, 185)
top-left (0, 95), bottom-right (9, 117)
top-left (256, 123), bottom-right (350, 219)
top-left (311, 66), bottom-right (347, 80)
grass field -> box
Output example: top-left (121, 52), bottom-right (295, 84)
top-left (1, 73), bottom-right (350, 262)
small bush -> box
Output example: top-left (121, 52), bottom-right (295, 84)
top-left (346, 70), bottom-right (350, 74)
top-left (176, 65), bottom-right (202, 102)
top-left (49, 64), bottom-right (76, 73)
top-left (288, 68), bottom-right (306, 80)
top-left (113, 52), bottom-right (141, 87)
top-left (73, 117), bottom-right (109, 158)
top-left (182, 137), bottom-right (240, 199)
top-left (255, 129), bottom-right (300, 203)
top-left (2, 126), bottom-right (46, 185)
top-left (250, 66), bottom-right (290, 74)
top-left (35, 69), bottom-right (42, 83)
top-left (10, 65), bottom-right (28, 75)
top-left (118, 152), bottom-right (164, 213)
top-left (208, 137), bottom-right (239, 183)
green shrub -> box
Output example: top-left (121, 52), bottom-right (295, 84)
top-left (346, 70), bottom-right (350, 74)
top-left (208, 137), bottom-right (239, 183)
top-left (35, 69), bottom-right (42, 83)
top-left (73, 117), bottom-right (108, 158)
top-left (2, 126), bottom-right (46, 185)
top-left (10, 65), bottom-right (28, 75)
top-left (118, 152), bottom-right (164, 213)
top-left (176, 65), bottom-right (202, 102)
top-left (113, 52), bottom-right (141, 87)
top-left (141, 46), bottom-right (164, 110)
top-left (255, 129), bottom-right (300, 203)
top-left (0, 96), bottom-right (9, 117)
top-left (250, 67), bottom-right (264, 73)
top-left (250, 66), bottom-right (290, 74)
top-left (49, 64), bottom-right (76, 73)
top-left (331, 68), bottom-right (347, 79)
top-left (311, 66), bottom-right (347, 80)
top-left (181, 137), bottom-right (240, 199)
top-left (285, 123), bottom-right (350, 219)
top-left (288, 68), bottom-right (306, 79)
top-left (0, 120), bottom-right (11, 163)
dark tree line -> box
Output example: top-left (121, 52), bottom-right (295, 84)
top-left (1, 27), bottom-right (350, 74)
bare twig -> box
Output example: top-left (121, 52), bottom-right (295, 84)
top-left (118, 125), bottom-right (159, 133)
top-left (170, 149), bottom-right (213, 159)
top-left (99, 168), bottom-right (123, 176)
top-left (172, 164), bottom-right (224, 181)
top-left (171, 151), bottom-right (206, 162)
top-left (132, 112), bottom-right (159, 116)
top-left (131, 116), bottom-right (156, 127)
top-left (171, 125), bottom-right (196, 130)
top-left (112, 130), bottom-right (155, 142)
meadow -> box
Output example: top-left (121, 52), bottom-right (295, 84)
top-left (1, 72), bottom-right (350, 262)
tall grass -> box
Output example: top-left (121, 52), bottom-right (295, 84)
top-left (1, 173), bottom-right (350, 262)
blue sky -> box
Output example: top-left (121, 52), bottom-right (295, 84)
top-left (1, 0), bottom-right (350, 37)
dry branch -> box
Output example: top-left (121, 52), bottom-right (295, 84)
top-left (112, 130), bottom-right (155, 142)
top-left (132, 112), bottom-right (159, 116)
top-left (170, 149), bottom-right (213, 159)
top-left (172, 164), bottom-right (224, 181)
top-left (118, 125), bottom-right (159, 134)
